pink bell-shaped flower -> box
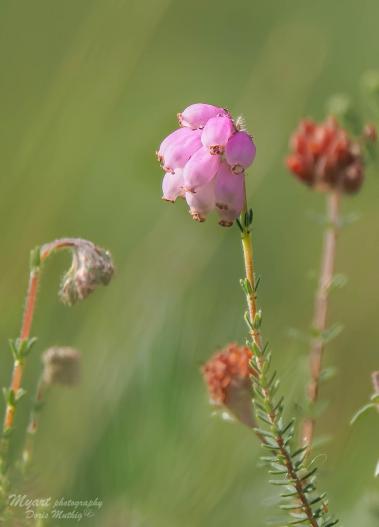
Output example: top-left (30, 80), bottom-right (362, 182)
top-left (156, 127), bottom-right (193, 164)
top-left (163, 130), bottom-right (202, 173)
top-left (201, 116), bottom-right (235, 154)
top-left (185, 180), bottom-right (216, 222)
top-left (215, 162), bottom-right (245, 227)
top-left (225, 131), bottom-right (256, 174)
top-left (178, 103), bottom-right (226, 129)
top-left (183, 146), bottom-right (221, 191)
top-left (162, 169), bottom-right (185, 202)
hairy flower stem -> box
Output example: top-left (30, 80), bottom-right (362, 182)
top-left (239, 195), bottom-right (330, 527)
top-left (1, 239), bottom-right (87, 465)
top-left (241, 235), bottom-right (261, 343)
top-left (302, 191), bottom-right (341, 451)
top-left (0, 256), bottom-right (42, 508)
top-left (240, 190), bottom-right (262, 345)
top-left (2, 243), bottom-right (64, 442)
top-left (3, 268), bottom-right (40, 436)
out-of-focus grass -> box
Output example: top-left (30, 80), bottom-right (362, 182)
top-left (0, 0), bottom-right (378, 525)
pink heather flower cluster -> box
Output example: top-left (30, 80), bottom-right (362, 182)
top-left (157, 103), bottom-right (256, 226)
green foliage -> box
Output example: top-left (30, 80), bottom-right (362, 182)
top-left (8, 338), bottom-right (37, 363)
top-left (248, 332), bottom-right (338, 526)
top-left (351, 393), bottom-right (379, 425)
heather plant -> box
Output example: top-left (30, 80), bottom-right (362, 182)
top-left (0, 238), bottom-right (114, 524)
top-left (158, 103), bottom-right (340, 526)
top-left (283, 75), bottom-right (379, 479)
top-left (286, 115), bottom-right (374, 453)
top-left (158, 103), bottom-right (255, 225)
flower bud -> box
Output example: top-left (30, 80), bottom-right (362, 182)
top-left (215, 162), bottom-right (245, 227)
top-left (202, 343), bottom-right (255, 427)
top-left (225, 131), bottom-right (256, 173)
top-left (162, 169), bottom-right (185, 202)
top-left (183, 146), bottom-right (221, 192)
top-left (201, 115), bottom-right (235, 154)
top-left (185, 179), bottom-right (216, 222)
top-left (178, 103), bottom-right (226, 129)
top-left (162, 129), bottom-right (202, 172)
top-left (59, 240), bottom-right (114, 306)
top-left (42, 347), bottom-right (80, 386)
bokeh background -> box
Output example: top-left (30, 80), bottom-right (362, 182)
top-left (0, 0), bottom-right (378, 525)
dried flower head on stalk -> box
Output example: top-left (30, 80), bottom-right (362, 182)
top-left (286, 115), bottom-right (374, 454)
top-left (0, 238), bottom-right (114, 483)
top-left (21, 347), bottom-right (81, 473)
top-left (57, 239), bottom-right (114, 306)
top-left (42, 347), bottom-right (81, 386)
top-left (202, 343), bottom-right (255, 427)
top-left (157, 103), bottom-right (256, 226)
top-left (286, 117), bottom-right (364, 193)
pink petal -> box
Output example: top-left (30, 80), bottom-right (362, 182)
top-left (225, 131), bottom-right (256, 173)
top-left (215, 162), bottom-right (245, 226)
top-left (201, 116), bottom-right (235, 154)
top-left (185, 180), bottom-right (216, 222)
top-left (183, 146), bottom-right (221, 191)
top-left (178, 103), bottom-right (227, 129)
top-left (157, 128), bottom-right (193, 163)
top-left (162, 170), bottom-right (185, 202)
top-left (163, 130), bottom-right (202, 172)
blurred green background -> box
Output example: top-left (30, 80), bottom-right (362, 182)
top-left (0, 0), bottom-right (378, 525)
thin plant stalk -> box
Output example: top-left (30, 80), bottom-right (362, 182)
top-left (301, 191), bottom-right (341, 450)
top-left (1, 238), bottom-right (105, 461)
top-left (239, 190), bottom-right (335, 526)
top-left (241, 233), bottom-right (261, 347)
top-left (2, 243), bottom-right (58, 439)
top-left (22, 375), bottom-right (48, 471)
top-left (0, 237), bottom-right (112, 523)
top-left (3, 267), bottom-right (41, 435)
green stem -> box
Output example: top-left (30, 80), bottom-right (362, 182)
top-left (241, 230), bottom-right (262, 347)
top-left (239, 190), bottom-right (334, 526)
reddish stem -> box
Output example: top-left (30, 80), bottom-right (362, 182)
top-left (3, 269), bottom-right (41, 432)
top-left (301, 191), bottom-right (340, 449)
top-left (20, 270), bottom-right (40, 341)
top-left (3, 239), bottom-right (77, 435)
